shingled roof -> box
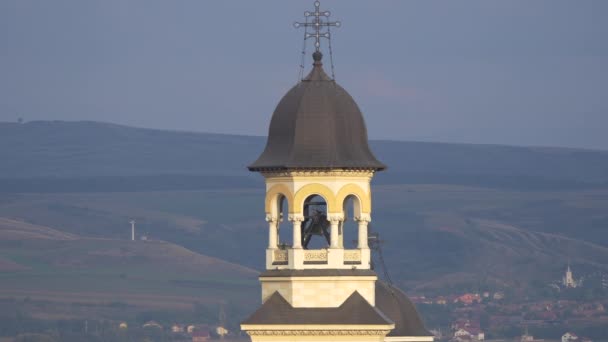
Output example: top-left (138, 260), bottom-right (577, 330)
top-left (248, 52), bottom-right (385, 172)
top-left (375, 281), bottom-right (433, 337)
top-left (242, 291), bottom-right (393, 326)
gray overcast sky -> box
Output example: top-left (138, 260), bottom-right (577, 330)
top-left (1, 1), bottom-right (607, 149)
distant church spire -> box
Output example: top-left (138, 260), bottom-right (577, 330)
top-left (563, 263), bottom-right (578, 288)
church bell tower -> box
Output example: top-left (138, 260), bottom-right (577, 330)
top-left (242, 2), bottom-right (432, 342)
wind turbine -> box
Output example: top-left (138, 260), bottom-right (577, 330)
top-left (130, 220), bottom-right (136, 241)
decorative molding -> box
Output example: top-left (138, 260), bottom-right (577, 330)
top-left (355, 214), bottom-right (371, 223)
top-left (304, 249), bottom-right (328, 262)
top-left (246, 329), bottom-right (391, 336)
top-left (265, 214), bottom-right (279, 223)
top-left (273, 249), bottom-right (288, 263)
top-left (288, 214), bottom-right (305, 222)
top-left (262, 170), bottom-right (375, 178)
top-left (344, 249), bottom-right (361, 262)
top-left (327, 213), bottom-right (344, 222)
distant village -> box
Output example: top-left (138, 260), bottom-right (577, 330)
top-left (115, 321), bottom-right (229, 342)
top-left (127, 222), bottom-right (608, 342)
top-left (410, 265), bottom-right (608, 342)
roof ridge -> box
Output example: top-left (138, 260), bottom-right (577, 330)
top-left (242, 290), bottom-right (394, 326)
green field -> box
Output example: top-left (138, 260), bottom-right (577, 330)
top-left (0, 235), bottom-right (258, 325)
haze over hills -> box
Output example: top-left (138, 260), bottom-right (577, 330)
top-left (1, 120), bottom-right (608, 331)
top-left (2, 120), bottom-right (608, 191)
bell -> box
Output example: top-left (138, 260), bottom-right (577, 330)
top-left (309, 212), bottom-right (328, 235)
top-left (302, 210), bottom-right (331, 248)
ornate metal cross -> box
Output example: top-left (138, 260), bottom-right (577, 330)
top-left (294, 1), bottom-right (341, 52)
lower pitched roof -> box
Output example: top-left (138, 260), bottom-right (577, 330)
top-left (375, 281), bottom-right (433, 337)
top-left (242, 291), bottom-right (393, 326)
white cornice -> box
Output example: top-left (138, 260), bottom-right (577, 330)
top-left (242, 327), bottom-right (393, 336)
top-left (262, 170), bottom-right (374, 178)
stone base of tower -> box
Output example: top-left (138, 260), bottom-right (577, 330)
top-left (260, 269), bottom-right (377, 308)
top-left (241, 283), bottom-right (394, 342)
top-left (241, 270), bottom-right (434, 342)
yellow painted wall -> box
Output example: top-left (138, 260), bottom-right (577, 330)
top-left (263, 171), bottom-right (374, 217)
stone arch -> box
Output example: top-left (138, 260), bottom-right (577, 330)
top-left (336, 183), bottom-right (371, 215)
top-left (342, 194), bottom-right (362, 220)
top-left (265, 184), bottom-right (293, 217)
top-left (292, 183), bottom-right (338, 215)
top-left (340, 193), bottom-right (363, 249)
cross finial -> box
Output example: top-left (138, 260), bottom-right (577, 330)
top-left (294, 1), bottom-right (341, 53)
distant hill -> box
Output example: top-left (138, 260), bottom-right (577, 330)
top-left (385, 216), bottom-right (608, 292)
top-left (1, 120), bottom-right (608, 191)
top-left (0, 217), bottom-right (77, 240)
top-left (0, 211), bottom-right (259, 326)
top-left (0, 236), bottom-right (258, 311)
top-left (0, 131), bottom-right (607, 323)
top-left (3, 121), bottom-right (607, 330)
top-left (2, 185), bottom-right (607, 293)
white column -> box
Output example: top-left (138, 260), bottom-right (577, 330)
top-left (265, 214), bottom-right (278, 249)
top-left (289, 215), bottom-right (304, 249)
top-left (328, 214), bottom-right (343, 249)
top-left (338, 218), bottom-right (345, 248)
top-left (356, 214), bottom-right (371, 249)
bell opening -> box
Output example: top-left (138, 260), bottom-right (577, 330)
top-left (301, 195), bottom-right (330, 249)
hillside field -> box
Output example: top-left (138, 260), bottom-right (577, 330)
top-left (1, 185), bottom-right (607, 294)
top-left (0, 234), bottom-right (258, 324)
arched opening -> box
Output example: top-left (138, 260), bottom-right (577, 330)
top-left (301, 194), bottom-right (330, 249)
top-left (342, 195), bottom-right (362, 249)
top-left (275, 194), bottom-right (292, 248)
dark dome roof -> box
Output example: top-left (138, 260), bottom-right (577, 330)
top-left (375, 281), bottom-right (433, 337)
top-left (249, 52), bottom-right (385, 171)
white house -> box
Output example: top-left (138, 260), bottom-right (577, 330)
top-left (562, 332), bottom-right (579, 342)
